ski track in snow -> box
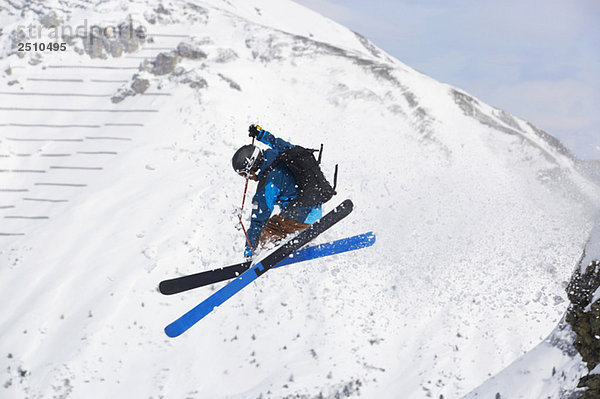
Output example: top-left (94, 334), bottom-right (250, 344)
top-left (0, 1), bottom-right (599, 398)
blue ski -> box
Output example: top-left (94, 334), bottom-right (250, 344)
top-left (159, 232), bottom-right (375, 295)
top-left (164, 199), bottom-right (353, 337)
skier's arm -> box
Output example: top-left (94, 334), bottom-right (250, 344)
top-left (249, 125), bottom-right (293, 152)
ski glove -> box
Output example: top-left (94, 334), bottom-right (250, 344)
top-left (248, 124), bottom-right (264, 140)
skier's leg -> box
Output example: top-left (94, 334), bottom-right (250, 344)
top-left (258, 215), bottom-right (309, 247)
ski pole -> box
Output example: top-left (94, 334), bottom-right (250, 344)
top-left (238, 213), bottom-right (254, 254)
top-left (238, 136), bottom-right (255, 255)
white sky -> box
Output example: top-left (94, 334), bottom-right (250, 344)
top-left (294, 0), bottom-right (600, 160)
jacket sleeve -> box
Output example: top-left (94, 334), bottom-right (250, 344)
top-left (256, 129), bottom-right (293, 152)
top-left (246, 181), bottom-right (280, 251)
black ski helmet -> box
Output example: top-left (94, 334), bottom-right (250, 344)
top-left (232, 144), bottom-right (263, 175)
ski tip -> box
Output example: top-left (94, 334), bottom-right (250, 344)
top-left (158, 281), bottom-right (179, 296)
top-left (334, 199), bottom-right (353, 213)
top-left (158, 281), bottom-right (169, 295)
top-left (365, 231), bottom-right (376, 245)
top-left (164, 323), bottom-right (184, 338)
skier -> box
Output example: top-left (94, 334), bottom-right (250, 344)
top-left (232, 125), bottom-right (336, 259)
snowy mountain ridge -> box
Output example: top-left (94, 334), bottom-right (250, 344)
top-left (1, 0), bottom-right (599, 398)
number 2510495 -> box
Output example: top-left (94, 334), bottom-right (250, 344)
top-left (18, 42), bottom-right (67, 52)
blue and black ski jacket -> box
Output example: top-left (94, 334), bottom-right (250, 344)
top-left (246, 129), bottom-right (322, 254)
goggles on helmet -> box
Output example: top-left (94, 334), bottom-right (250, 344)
top-left (237, 146), bottom-right (261, 176)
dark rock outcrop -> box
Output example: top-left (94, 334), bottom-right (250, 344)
top-left (566, 222), bottom-right (600, 398)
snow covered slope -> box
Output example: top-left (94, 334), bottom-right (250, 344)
top-left (464, 317), bottom-right (586, 398)
top-left (467, 217), bottom-right (600, 399)
top-left (1, 1), bottom-right (599, 398)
